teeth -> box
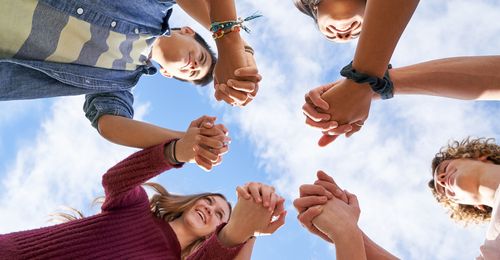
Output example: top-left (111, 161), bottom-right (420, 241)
top-left (196, 210), bottom-right (205, 222)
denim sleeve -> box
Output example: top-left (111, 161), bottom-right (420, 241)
top-left (83, 91), bottom-right (134, 130)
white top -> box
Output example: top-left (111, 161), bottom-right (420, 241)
top-left (477, 185), bottom-right (500, 260)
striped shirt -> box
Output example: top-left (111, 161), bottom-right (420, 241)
top-left (0, 0), bottom-right (155, 71)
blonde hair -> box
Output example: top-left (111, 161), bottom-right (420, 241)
top-left (51, 182), bottom-right (231, 259)
top-left (428, 137), bottom-right (500, 224)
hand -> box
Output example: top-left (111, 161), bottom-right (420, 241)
top-left (175, 116), bottom-right (230, 171)
top-left (220, 191), bottom-right (286, 245)
top-left (214, 37), bottom-right (260, 106)
top-left (312, 190), bottom-right (361, 239)
top-left (293, 170), bottom-right (347, 242)
top-left (303, 81), bottom-right (368, 147)
top-left (236, 182), bottom-right (285, 215)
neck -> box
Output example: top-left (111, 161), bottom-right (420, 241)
top-left (478, 163), bottom-right (500, 207)
top-left (150, 37), bottom-right (164, 64)
top-left (169, 218), bottom-right (197, 251)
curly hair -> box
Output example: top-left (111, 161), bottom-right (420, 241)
top-left (428, 137), bottom-right (500, 225)
top-left (51, 182), bottom-right (231, 260)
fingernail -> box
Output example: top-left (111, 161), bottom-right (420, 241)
top-left (219, 85), bottom-right (226, 92)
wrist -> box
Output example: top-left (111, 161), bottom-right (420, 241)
top-left (218, 221), bottom-right (253, 247)
top-left (165, 140), bottom-right (183, 165)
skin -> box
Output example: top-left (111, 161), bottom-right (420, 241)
top-left (304, 56), bottom-right (500, 146)
top-left (302, 0), bottom-right (420, 145)
top-left (433, 157), bottom-right (500, 207)
top-left (97, 0), bottom-right (261, 166)
top-left (294, 171), bottom-right (399, 259)
top-left (170, 195), bottom-right (231, 249)
top-left (177, 0), bottom-right (262, 106)
top-left (316, 0), bottom-right (366, 42)
top-left (151, 27), bottom-right (213, 82)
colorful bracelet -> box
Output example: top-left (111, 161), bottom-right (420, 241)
top-left (210, 13), bottom-right (262, 40)
top-left (340, 61), bottom-right (394, 100)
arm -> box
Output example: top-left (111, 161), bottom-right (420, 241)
top-left (233, 237), bottom-right (256, 260)
top-left (101, 140), bottom-right (180, 211)
top-left (98, 115), bottom-right (184, 148)
top-left (390, 56), bottom-right (500, 100)
top-left (362, 232), bottom-right (399, 260)
top-left (176, 0), bottom-right (260, 106)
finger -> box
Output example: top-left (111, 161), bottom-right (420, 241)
top-left (345, 124), bottom-right (362, 138)
top-left (302, 103), bottom-right (331, 122)
top-left (297, 205), bottom-right (322, 226)
top-left (314, 180), bottom-right (347, 203)
top-left (345, 190), bottom-right (359, 208)
top-left (307, 89), bottom-right (329, 111)
top-left (234, 67), bottom-right (261, 80)
top-left (293, 196), bottom-right (328, 212)
top-left (220, 84), bottom-right (248, 104)
top-left (241, 83), bottom-right (259, 106)
top-left (273, 196), bottom-right (285, 216)
top-left (214, 124), bottom-right (229, 135)
top-left (268, 193), bottom-right (277, 212)
top-left (197, 135), bottom-right (225, 149)
top-left (247, 183), bottom-right (262, 203)
top-left (326, 124), bottom-right (353, 135)
top-left (266, 210), bottom-right (287, 233)
top-left (195, 155), bottom-right (213, 171)
top-left (261, 185), bottom-right (273, 208)
top-left (236, 186), bottom-right (252, 200)
top-left (299, 184), bottom-right (333, 198)
top-left (318, 134), bottom-right (339, 147)
top-left (190, 115), bottom-right (212, 128)
top-left (228, 79), bottom-right (256, 93)
top-left (305, 117), bottom-right (339, 131)
top-left (215, 86), bottom-right (235, 104)
top-left (194, 145), bottom-right (219, 162)
top-left (298, 206), bottom-right (333, 243)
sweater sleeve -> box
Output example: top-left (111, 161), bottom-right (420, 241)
top-left (187, 223), bottom-right (245, 260)
top-left (101, 140), bottom-right (183, 211)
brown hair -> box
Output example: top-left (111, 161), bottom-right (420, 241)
top-left (428, 137), bottom-right (500, 224)
top-left (293, 0), bottom-right (320, 21)
top-left (51, 182), bottom-right (231, 259)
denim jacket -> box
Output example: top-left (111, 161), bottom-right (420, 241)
top-left (0, 0), bottom-right (175, 129)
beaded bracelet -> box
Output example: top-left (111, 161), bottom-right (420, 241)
top-left (340, 61), bottom-right (394, 100)
top-left (210, 13), bottom-right (262, 40)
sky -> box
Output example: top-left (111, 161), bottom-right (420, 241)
top-left (1, 0), bottom-right (500, 259)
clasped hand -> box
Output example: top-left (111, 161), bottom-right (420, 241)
top-left (214, 37), bottom-right (261, 106)
top-left (302, 79), bottom-right (374, 146)
top-left (175, 115), bottom-right (230, 171)
top-left (293, 170), bottom-right (361, 242)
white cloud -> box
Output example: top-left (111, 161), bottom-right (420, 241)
top-left (0, 97), bottom-right (149, 232)
top-left (215, 0), bottom-right (500, 259)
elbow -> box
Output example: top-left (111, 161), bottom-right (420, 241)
top-left (97, 115), bottom-right (116, 142)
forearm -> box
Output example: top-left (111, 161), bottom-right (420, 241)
top-left (97, 115), bottom-right (184, 148)
top-left (176, 0), bottom-right (211, 29)
top-left (362, 232), bottom-right (399, 260)
top-left (353, 0), bottom-right (419, 77)
top-left (233, 236), bottom-right (256, 260)
top-left (330, 225), bottom-right (367, 260)
top-left (390, 56), bottom-right (500, 100)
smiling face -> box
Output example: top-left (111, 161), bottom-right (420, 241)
top-left (153, 27), bottom-right (214, 82)
top-left (183, 195), bottom-right (231, 238)
top-left (433, 158), bottom-right (483, 205)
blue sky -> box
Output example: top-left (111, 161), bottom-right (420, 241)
top-left (1, 0), bottom-right (500, 259)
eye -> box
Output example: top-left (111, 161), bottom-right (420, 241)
top-left (216, 212), bottom-right (223, 220)
top-left (205, 197), bottom-right (213, 204)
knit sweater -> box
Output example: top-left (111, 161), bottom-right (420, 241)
top-left (0, 141), bottom-right (243, 259)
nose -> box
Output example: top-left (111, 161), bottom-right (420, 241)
top-left (335, 31), bottom-right (352, 41)
top-left (436, 172), bottom-right (447, 187)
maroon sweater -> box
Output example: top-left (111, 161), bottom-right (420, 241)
top-left (0, 141), bottom-right (243, 259)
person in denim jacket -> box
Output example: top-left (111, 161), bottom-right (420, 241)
top-left (0, 0), bottom-right (260, 170)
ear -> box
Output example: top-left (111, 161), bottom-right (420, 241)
top-left (180, 26), bottom-right (196, 36)
top-left (478, 155), bottom-right (490, 163)
top-left (160, 67), bottom-right (173, 78)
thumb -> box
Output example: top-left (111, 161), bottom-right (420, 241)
top-left (266, 211), bottom-right (287, 233)
top-left (345, 190), bottom-right (359, 208)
